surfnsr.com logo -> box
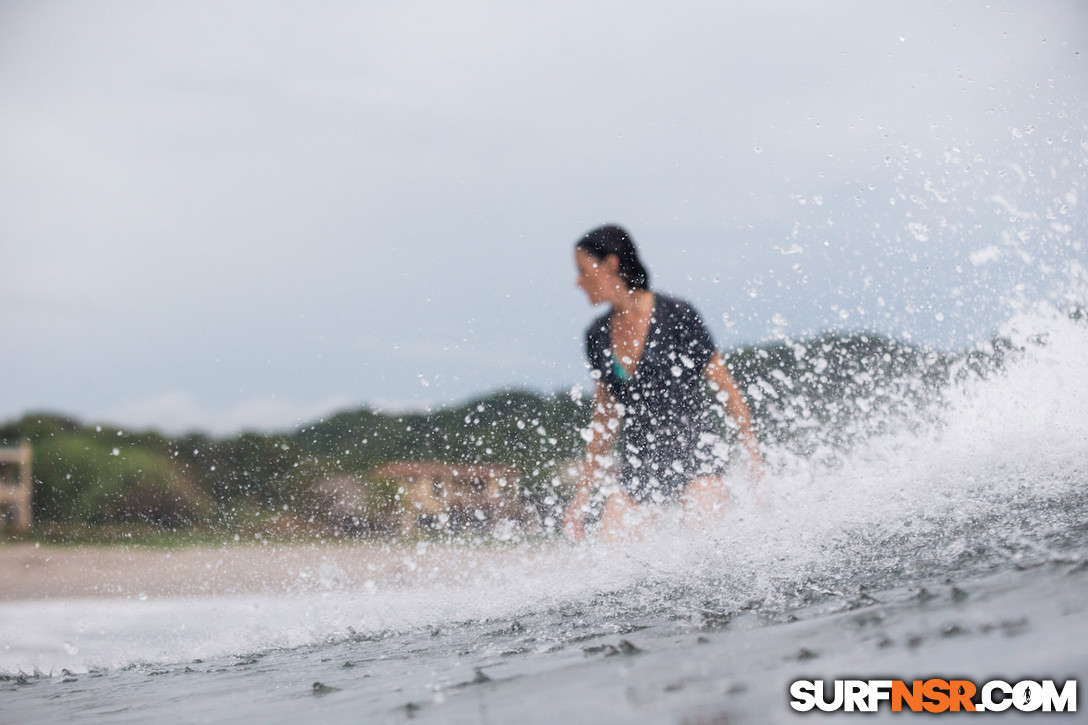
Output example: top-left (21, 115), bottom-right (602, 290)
top-left (790, 679), bottom-right (1077, 713)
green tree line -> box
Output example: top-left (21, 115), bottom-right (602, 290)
top-left (3, 331), bottom-right (1017, 539)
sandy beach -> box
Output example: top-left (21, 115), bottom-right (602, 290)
top-left (0, 541), bottom-right (428, 600)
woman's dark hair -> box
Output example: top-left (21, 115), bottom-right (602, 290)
top-left (575, 225), bottom-right (650, 290)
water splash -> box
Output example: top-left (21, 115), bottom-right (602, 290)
top-left (3, 306), bottom-right (1085, 680)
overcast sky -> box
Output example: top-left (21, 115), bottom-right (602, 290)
top-left (2, 1), bottom-right (1086, 435)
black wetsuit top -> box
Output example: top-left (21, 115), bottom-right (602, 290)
top-left (585, 293), bottom-right (729, 503)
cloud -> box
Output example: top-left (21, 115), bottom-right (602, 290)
top-left (1, 1), bottom-right (1086, 433)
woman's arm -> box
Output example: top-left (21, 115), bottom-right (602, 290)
top-left (704, 352), bottom-right (763, 478)
top-left (562, 381), bottom-right (620, 539)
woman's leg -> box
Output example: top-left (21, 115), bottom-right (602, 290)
top-left (598, 489), bottom-right (649, 541)
top-left (681, 476), bottom-right (730, 526)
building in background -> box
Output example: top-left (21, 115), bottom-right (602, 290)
top-left (0, 441), bottom-right (32, 534)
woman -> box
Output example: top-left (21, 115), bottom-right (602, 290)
top-left (563, 225), bottom-right (762, 540)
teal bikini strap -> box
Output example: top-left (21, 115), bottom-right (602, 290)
top-left (611, 355), bottom-right (630, 383)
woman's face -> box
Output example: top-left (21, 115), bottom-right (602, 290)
top-left (575, 248), bottom-right (623, 305)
